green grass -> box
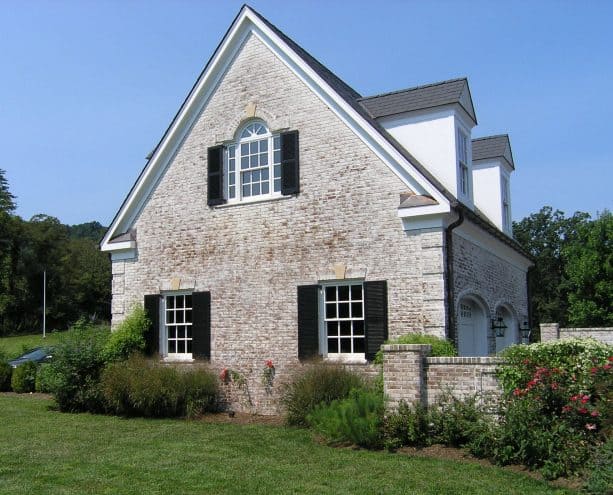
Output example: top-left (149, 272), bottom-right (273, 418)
top-left (0, 331), bottom-right (68, 359)
top-left (0, 395), bottom-right (575, 495)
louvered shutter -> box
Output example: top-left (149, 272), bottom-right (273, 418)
top-left (207, 145), bottom-right (225, 206)
top-left (191, 291), bottom-right (211, 359)
top-left (364, 281), bottom-right (388, 361)
top-left (143, 294), bottom-right (160, 356)
top-left (280, 131), bottom-right (299, 195)
top-left (297, 284), bottom-right (319, 360)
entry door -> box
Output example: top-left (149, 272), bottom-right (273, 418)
top-left (457, 300), bottom-right (487, 356)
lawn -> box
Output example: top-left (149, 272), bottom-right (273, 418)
top-left (0, 331), bottom-right (68, 358)
top-left (0, 395), bottom-right (575, 495)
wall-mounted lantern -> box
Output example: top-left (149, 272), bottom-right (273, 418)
top-left (520, 321), bottom-right (531, 344)
top-left (491, 316), bottom-right (507, 338)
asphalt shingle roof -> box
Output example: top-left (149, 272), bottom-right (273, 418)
top-left (358, 79), bottom-right (477, 123)
top-left (472, 135), bottom-right (515, 170)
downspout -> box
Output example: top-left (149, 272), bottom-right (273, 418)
top-left (445, 206), bottom-right (464, 346)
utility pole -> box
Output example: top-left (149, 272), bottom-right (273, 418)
top-left (43, 270), bottom-right (46, 338)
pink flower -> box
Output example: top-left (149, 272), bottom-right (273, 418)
top-left (581, 395), bottom-right (590, 404)
top-left (570, 395), bottom-right (579, 402)
top-left (562, 405), bottom-right (572, 413)
top-left (579, 408), bottom-right (589, 414)
top-left (265, 359), bottom-right (274, 368)
top-left (604, 364), bottom-right (612, 370)
top-left (585, 423), bottom-right (597, 431)
top-left (513, 388), bottom-right (522, 396)
top-left (591, 367), bottom-right (599, 374)
top-left (591, 410), bottom-right (600, 417)
top-left (219, 368), bottom-right (228, 382)
top-left (550, 382), bottom-right (558, 390)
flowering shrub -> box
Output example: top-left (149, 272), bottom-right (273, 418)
top-left (492, 339), bottom-right (612, 480)
top-left (262, 359), bottom-right (275, 387)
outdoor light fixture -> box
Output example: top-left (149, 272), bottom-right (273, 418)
top-left (520, 321), bottom-right (531, 344)
top-left (491, 316), bottom-right (507, 338)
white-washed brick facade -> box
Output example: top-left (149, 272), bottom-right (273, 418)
top-left (110, 34), bottom-right (449, 413)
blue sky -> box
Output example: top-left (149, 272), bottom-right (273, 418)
top-left (2, 0), bottom-right (612, 226)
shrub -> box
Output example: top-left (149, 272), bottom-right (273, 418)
top-left (428, 393), bottom-right (490, 447)
top-left (11, 361), bottom-right (37, 393)
top-left (101, 355), bottom-right (219, 418)
top-left (0, 361), bottom-right (11, 391)
top-left (383, 400), bottom-right (431, 450)
top-left (48, 324), bottom-right (110, 412)
top-left (102, 306), bottom-right (149, 363)
top-left (374, 333), bottom-right (456, 364)
top-left (35, 363), bottom-right (59, 393)
top-left (584, 439), bottom-right (613, 494)
top-left (308, 389), bottom-right (384, 449)
top-left (282, 363), bottom-right (367, 427)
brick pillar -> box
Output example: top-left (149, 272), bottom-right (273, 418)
top-left (382, 344), bottom-right (432, 410)
top-left (540, 323), bottom-right (560, 342)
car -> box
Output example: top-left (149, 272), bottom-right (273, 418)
top-left (8, 347), bottom-right (53, 368)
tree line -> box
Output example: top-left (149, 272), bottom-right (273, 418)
top-left (1, 168), bottom-right (611, 336)
top-left (0, 169), bottom-right (110, 335)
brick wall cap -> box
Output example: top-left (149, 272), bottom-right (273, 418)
top-left (426, 356), bottom-right (503, 365)
top-left (382, 344), bottom-right (432, 352)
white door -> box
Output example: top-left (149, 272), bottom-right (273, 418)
top-left (457, 299), bottom-right (488, 356)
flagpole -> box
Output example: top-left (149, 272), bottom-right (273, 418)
top-left (43, 270), bottom-right (46, 339)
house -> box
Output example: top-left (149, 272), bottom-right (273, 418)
top-left (100, 6), bottom-right (532, 412)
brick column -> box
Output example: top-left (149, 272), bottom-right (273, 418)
top-left (383, 344), bottom-right (432, 410)
top-left (540, 323), bottom-right (560, 342)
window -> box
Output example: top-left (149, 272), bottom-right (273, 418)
top-left (227, 122), bottom-right (282, 201)
top-left (457, 129), bottom-right (470, 197)
top-left (297, 281), bottom-right (388, 362)
top-left (501, 176), bottom-right (511, 233)
top-left (208, 123), bottom-right (299, 206)
top-left (163, 293), bottom-right (193, 358)
top-left (143, 292), bottom-right (211, 360)
top-left (321, 282), bottom-right (365, 356)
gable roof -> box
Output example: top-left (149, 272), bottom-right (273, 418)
top-left (359, 78), bottom-right (477, 124)
top-left (472, 134), bottom-right (515, 170)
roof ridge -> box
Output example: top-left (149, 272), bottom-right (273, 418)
top-left (472, 134), bottom-right (509, 142)
top-left (358, 77), bottom-right (468, 101)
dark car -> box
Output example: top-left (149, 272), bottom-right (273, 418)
top-left (8, 347), bottom-right (53, 368)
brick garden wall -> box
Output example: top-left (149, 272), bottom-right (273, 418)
top-left (383, 344), bottom-right (501, 411)
top-left (540, 323), bottom-right (613, 345)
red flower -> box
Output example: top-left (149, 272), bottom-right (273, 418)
top-left (522, 359), bottom-right (530, 365)
top-left (265, 359), bottom-right (274, 368)
top-left (578, 408), bottom-right (588, 414)
top-left (581, 395), bottom-right (590, 404)
top-left (591, 367), bottom-right (599, 374)
top-left (219, 368), bottom-right (228, 382)
top-left (562, 405), bottom-right (572, 413)
top-left (513, 388), bottom-right (522, 396)
top-left (604, 364), bottom-right (612, 370)
top-left (570, 395), bottom-right (579, 402)
top-left (608, 356), bottom-right (613, 362)
top-left (550, 382), bottom-right (558, 390)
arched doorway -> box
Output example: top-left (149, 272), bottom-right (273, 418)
top-left (457, 296), bottom-right (488, 356)
top-left (495, 305), bottom-right (518, 353)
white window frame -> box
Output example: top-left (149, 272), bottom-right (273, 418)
top-left (224, 120), bottom-right (282, 204)
top-left (501, 175), bottom-right (511, 233)
top-left (160, 291), bottom-right (194, 361)
top-left (318, 280), bottom-right (366, 362)
top-left (457, 128), bottom-right (471, 199)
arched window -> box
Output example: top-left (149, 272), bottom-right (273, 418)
top-left (226, 121), bottom-right (282, 201)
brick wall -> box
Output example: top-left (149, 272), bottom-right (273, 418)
top-left (110, 34), bottom-right (448, 414)
top-left (541, 323), bottom-right (613, 345)
top-left (383, 344), bottom-right (501, 411)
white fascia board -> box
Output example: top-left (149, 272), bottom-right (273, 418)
top-left (101, 7), bottom-right (450, 251)
top-left (454, 220), bottom-right (533, 271)
top-left (401, 213), bottom-right (449, 232)
top-left (101, 240), bottom-right (135, 252)
top-left (397, 203), bottom-right (449, 218)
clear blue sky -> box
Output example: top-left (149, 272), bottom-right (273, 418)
top-left (2, 0), bottom-right (612, 226)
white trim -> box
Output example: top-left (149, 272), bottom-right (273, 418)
top-left (400, 213), bottom-right (449, 232)
top-left (100, 7), bottom-right (450, 252)
top-left (110, 249), bottom-right (136, 261)
top-left (397, 203), bottom-right (448, 218)
top-left (102, 240), bottom-right (135, 252)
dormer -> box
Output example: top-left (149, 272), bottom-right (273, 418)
top-left (471, 135), bottom-right (515, 236)
top-left (359, 78), bottom-right (477, 207)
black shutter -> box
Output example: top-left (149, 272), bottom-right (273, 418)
top-left (191, 291), bottom-right (211, 359)
top-left (143, 294), bottom-right (160, 356)
top-left (207, 145), bottom-right (225, 206)
top-left (280, 130), bottom-right (299, 195)
top-left (364, 281), bottom-right (388, 361)
top-left (297, 284), bottom-right (319, 360)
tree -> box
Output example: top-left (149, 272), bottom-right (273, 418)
top-left (513, 206), bottom-right (589, 327)
top-left (562, 210), bottom-right (613, 326)
top-left (0, 169), bottom-right (16, 213)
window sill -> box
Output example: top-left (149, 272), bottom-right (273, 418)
top-left (162, 356), bottom-right (195, 363)
top-left (324, 355), bottom-right (368, 365)
top-left (214, 194), bottom-right (293, 209)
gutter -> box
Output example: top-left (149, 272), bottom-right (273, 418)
top-left (445, 207), bottom-right (464, 345)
